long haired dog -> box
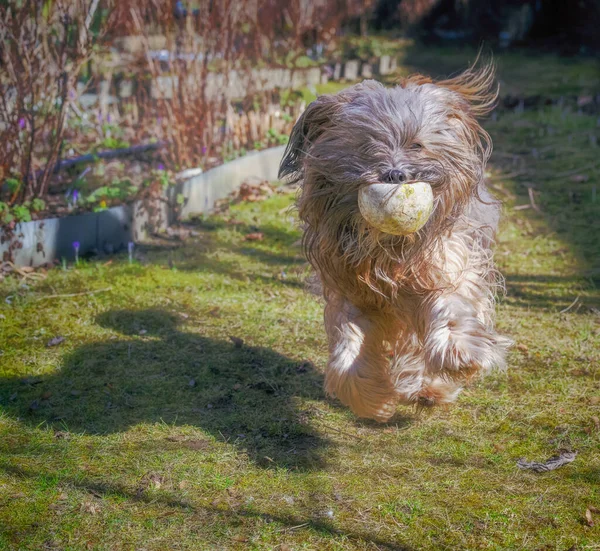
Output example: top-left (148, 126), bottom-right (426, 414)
top-left (279, 64), bottom-right (512, 422)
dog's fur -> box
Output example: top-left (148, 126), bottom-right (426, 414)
top-left (279, 63), bottom-right (512, 422)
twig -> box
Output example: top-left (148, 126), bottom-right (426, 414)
top-left (554, 161), bottom-right (600, 178)
top-left (559, 296), bottom-right (580, 314)
top-left (281, 523), bottom-right (309, 532)
top-left (36, 287), bottom-right (112, 300)
top-left (319, 421), bottom-right (363, 441)
top-left (528, 187), bottom-right (542, 213)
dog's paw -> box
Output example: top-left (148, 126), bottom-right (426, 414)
top-left (425, 317), bottom-right (510, 377)
top-left (416, 377), bottom-right (462, 408)
top-left (326, 369), bottom-right (398, 422)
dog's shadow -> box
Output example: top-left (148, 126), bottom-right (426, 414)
top-left (0, 309), bottom-right (332, 470)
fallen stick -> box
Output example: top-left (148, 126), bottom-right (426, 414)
top-left (528, 187), bottom-right (542, 213)
top-left (559, 296), bottom-right (580, 314)
top-left (318, 421), bottom-right (363, 441)
top-left (35, 142), bottom-right (168, 178)
top-left (36, 287), bottom-right (113, 300)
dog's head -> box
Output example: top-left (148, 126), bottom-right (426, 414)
top-left (279, 63), bottom-right (497, 295)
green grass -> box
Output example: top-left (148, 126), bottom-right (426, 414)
top-left (1, 47), bottom-right (599, 550)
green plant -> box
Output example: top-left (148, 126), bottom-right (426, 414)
top-left (31, 198), bottom-right (46, 212)
top-left (12, 204), bottom-right (32, 223)
top-left (97, 136), bottom-right (130, 150)
top-left (5, 178), bottom-right (21, 195)
top-left (86, 180), bottom-right (138, 205)
top-left (156, 171), bottom-right (171, 189)
top-left (0, 201), bottom-right (13, 224)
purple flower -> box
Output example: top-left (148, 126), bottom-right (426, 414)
top-left (202, 146), bottom-right (207, 155)
top-left (157, 163), bottom-right (165, 171)
top-left (97, 113), bottom-right (103, 124)
top-left (72, 189), bottom-right (79, 203)
top-left (106, 114), bottom-right (112, 123)
top-left (18, 118), bottom-right (26, 129)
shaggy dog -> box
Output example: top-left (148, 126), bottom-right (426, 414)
top-left (279, 63), bottom-right (512, 422)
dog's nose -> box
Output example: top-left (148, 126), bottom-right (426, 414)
top-left (385, 169), bottom-right (406, 183)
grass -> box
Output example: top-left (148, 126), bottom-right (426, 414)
top-left (1, 47), bottom-right (599, 550)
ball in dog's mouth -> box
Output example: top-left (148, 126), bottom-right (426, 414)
top-left (358, 182), bottom-right (434, 236)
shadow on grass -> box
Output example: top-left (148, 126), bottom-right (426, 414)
top-left (0, 309), bottom-right (330, 471)
top-left (504, 273), bottom-right (600, 312)
top-left (134, 215), bottom-right (307, 289)
top-left (0, 464), bottom-right (412, 551)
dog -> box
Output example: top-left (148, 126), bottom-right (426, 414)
top-left (279, 63), bottom-right (512, 422)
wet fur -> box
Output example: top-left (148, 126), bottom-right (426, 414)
top-left (279, 63), bottom-right (512, 421)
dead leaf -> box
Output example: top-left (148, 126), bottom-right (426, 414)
top-left (233, 383), bottom-right (242, 391)
top-left (41, 391), bottom-right (52, 400)
top-left (244, 232), bottom-right (264, 241)
top-left (517, 450), bottom-right (577, 472)
top-left (570, 174), bottom-right (589, 183)
top-left (47, 336), bottom-right (65, 347)
top-left (179, 480), bottom-right (189, 490)
top-left (208, 307), bottom-right (220, 317)
top-left (229, 336), bottom-right (244, 348)
top-left (516, 343), bottom-right (529, 354)
top-left (81, 500), bottom-right (101, 515)
top-left (592, 416), bottom-right (600, 431)
top-left (138, 473), bottom-right (164, 492)
top-left (590, 396), bottom-right (600, 406)
top-left (585, 508), bottom-right (594, 527)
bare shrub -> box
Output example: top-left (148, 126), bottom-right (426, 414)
top-left (0, 0), bottom-right (104, 204)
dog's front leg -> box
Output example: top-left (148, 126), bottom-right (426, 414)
top-left (422, 289), bottom-right (510, 380)
top-left (324, 297), bottom-right (397, 421)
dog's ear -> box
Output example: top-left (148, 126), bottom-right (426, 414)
top-left (278, 94), bottom-right (342, 181)
top-left (437, 61), bottom-right (498, 118)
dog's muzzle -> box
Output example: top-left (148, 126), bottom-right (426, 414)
top-left (358, 182), bottom-right (434, 235)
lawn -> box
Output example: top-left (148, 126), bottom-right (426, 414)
top-left (0, 47), bottom-right (599, 550)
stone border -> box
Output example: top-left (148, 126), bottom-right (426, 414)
top-left (1, 145), bottom-right (286, 268)
top-left (81, 56), bottom-right (396, 107)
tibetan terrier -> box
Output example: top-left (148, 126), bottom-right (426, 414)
top-left (279, 63), bottom-right (511, 421)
